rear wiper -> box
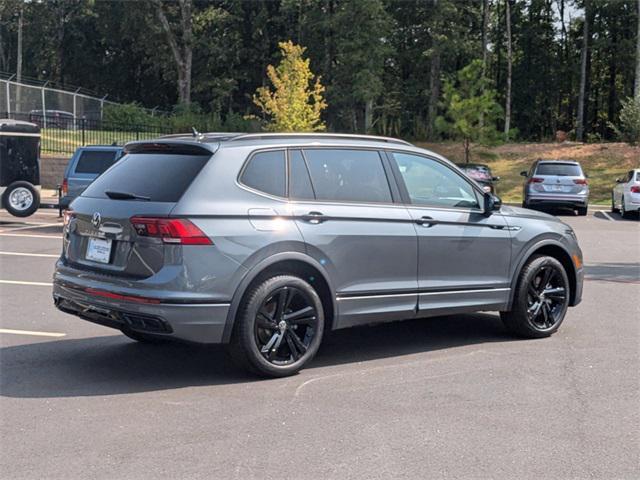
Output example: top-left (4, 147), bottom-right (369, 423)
top-left (104, 190), bottom-right (150, 201)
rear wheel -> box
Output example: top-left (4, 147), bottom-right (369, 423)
top-left (501, 255), bottom-right (570, 338)
top-left (230, 275), bottom-right (324, 377)
top-left (577, 206), bottom-right (588, 216)
top-left (2, 181), bottom-right (39, 217)
top-left (620, 196), bottom-right (632, 219)
top-left (611, 192), bottom-right (619, 213)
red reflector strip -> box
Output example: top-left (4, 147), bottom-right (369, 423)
top-left (85, 288), bottom-right (161, 304)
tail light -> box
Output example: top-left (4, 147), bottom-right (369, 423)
top-left (630, 186), bottom-right (640, 193)
top-left (130, 217), bottom-right (212, 245)
top-left (63, 210), bottom-right (75, 228)
top-left (528, 177), bottom-right (544, 184)
top-left (573, 179), bottom-right (588, 185)
top-left (61, 178), bottom-right (68, 196)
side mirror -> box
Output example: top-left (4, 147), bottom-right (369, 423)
top-left (484, 193), bottom-right (502, 216)
top-left (615, 178), bottom-right (622, 183)
top-left (492, 176), bottom-right (501, 182)
top-left (520, 171), bottom-right (527, 177)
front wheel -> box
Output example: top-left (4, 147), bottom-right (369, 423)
top-left (2, 181), bottom-right (40, 217)
top-left (501, 255), bottom-right (570, 338)
top-left (230, 275), bottom-right (324, 377)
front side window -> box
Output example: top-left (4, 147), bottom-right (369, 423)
top-left (302, 149), bottom-right (392, 203)
top-left (240, 150), bottom-right (286, 197)
top-left (391, 152), bottom-right (480, 209)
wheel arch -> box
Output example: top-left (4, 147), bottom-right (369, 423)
top-left (508, 240), bottom-right (578, 309)
top-left (222, 252), bottom-right (337, 343)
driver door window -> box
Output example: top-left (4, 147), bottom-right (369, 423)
top-left (391, 152), bottom-right (480, 209)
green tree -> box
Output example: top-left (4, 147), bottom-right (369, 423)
top-left (436, 60), bottom-right (503, 163)
top-left (612, 96), bottom-right (640, 144)
top-left (253, 40), bottom-right (326, 132)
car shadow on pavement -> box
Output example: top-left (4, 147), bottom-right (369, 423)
top-left (0, 313), bottom-right (515, 398)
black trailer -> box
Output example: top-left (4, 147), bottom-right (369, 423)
top-left (0, 119), bottom-right (41, 217)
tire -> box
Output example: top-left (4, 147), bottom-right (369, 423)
top-left (577, 206), bottom-right (588, 216)
top-left (121, 329), bottom-right (166, 344)
top-left (611, 193), bottom-right (619, 213)
top-left (620, 197), bottom-right (632, 219)
top-left (501, 255), bottom-right (570, 339)
top-left (229, 275), bottom-right (324, 378)
top-left (2, 181), bottom-right (40, 217)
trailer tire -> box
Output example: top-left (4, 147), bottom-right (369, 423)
top-left (2, 181), bottom-right (40, 217)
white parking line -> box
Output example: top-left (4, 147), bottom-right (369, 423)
top-left (0, 251), bottom-right (59, 258)
top-left (0, 233), bottom-right (62, 239)
top-left (600, 211), bottom-right (615, 221)
top-left (1, 223), bottom-right (60, 232)
top-left (0, 328), bottom-right (65, 338)
top-left (0, 279), bottom-right (53, 286)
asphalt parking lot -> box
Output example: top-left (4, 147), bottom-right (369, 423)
top-left (0, 208), bottom-right (638, 480)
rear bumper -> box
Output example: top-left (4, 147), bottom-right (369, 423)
top-left (526, 194), bottom-right (588, 208)
top-left (53, 280), bottom-right (230, 344)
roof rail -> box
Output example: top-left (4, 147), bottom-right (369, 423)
top-left (226, 132), bottom-right (412, 146)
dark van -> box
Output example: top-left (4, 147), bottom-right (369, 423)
top-left (0, 119), bottom-right (41, 217)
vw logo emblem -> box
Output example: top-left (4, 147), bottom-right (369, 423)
top-left (91, 212), bottom-right (102, 228)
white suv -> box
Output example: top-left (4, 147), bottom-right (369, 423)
top-left (612, 169), bottom-right (640, 219)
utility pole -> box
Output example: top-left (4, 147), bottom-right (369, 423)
top-left (15, 4), bottom-right (24, 113)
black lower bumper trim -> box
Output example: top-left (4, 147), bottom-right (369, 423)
top-left (54, 296), bottom-right (173, 334)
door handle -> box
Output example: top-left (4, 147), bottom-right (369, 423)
top-left (415, 216), bottom-right (435, 227)
top-left (302, 211), bottom-right (326, 224)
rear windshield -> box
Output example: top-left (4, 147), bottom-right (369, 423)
top-left (81, 153), bottom-right (210, 202)
top-left (535, 163), bottom-right (582, 176)
top-left (74, 150), bottom-right (119, 174)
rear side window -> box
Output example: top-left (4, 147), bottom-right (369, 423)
top-left (535, 163), bottom-right (582, 176)
top-left (81, 153), bottom-right (210, 202)
top-left (240, 150), bottom-right (286, 197)
top-left (303, 149), bottom-right (392, 203)
top-left (74, 150), bottom-right (119, 174)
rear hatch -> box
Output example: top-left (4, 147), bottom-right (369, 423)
top-left (531, 162), bottom-right (586, 194)
top-left (63, 142), bottom-right (213, 279)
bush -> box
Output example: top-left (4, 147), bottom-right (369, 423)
top-left (102, 103), bottom-right (160, 128)
top-left (612, 97), bottom-right (640, 145)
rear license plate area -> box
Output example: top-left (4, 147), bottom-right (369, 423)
top-left (86, 237), bottom-right (112, 264)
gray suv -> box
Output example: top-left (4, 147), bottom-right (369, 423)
top-left (53, 134), bottom-right (584, 377)
top-left (521, 160), bottom-right (589, 215)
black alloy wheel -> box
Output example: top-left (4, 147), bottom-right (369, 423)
top-left (230, 275), bottom-right (324, 377)
top-left (254, 286), bottom-right (319, 365)
top-left (525, 264), bottom-right (568, 332)
top-left (501, 255), bottom-right (570, 338)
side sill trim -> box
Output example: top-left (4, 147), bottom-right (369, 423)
top-left (337, 287), bottom-right (511, 301)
